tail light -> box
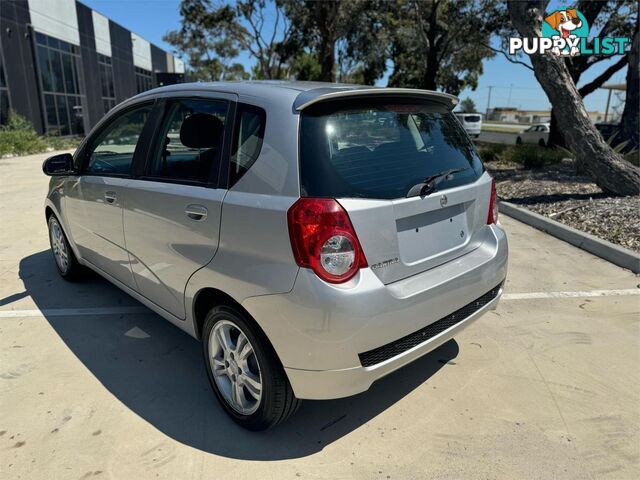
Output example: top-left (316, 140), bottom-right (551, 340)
top-left (287, 198), bottom-right (368, 283)
top-left (487, 178), bottom-right (499, 224)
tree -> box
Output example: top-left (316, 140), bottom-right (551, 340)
top-left (280, 0), bottom-right (350, 82)
top-left (166, 0), bottom-right (293, 81)
top-left (620, 15), bottom-right (639, 149)
top-left (385, 0), bottom-right (500, 95)
top-left (340, 1), bottom-right (393, 85)
top-left (164, 1), bottom-right (247, 81)
top-left (547, 0), bottom-right (638, 147)
top-left (285, 0), bottom-right (503, 90)
top-left (459, 98), bottom-right (477, 113)
top-left (289, 51), bottom-right (322, 81)
top-left (508, 0), bottom-right (640, 196)
top-left (235, 0), bottom-right (293, 79)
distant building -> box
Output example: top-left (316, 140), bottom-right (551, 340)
top-left (487, 107), bottom-right (606, 124)
top-left (0, 0), bottom-right (186, 135)
top-left (486, 108), bottom-right (520, 123)
top-left (513, 110), bottom-right (551, 124)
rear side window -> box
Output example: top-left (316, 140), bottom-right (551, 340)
top-left (85, 104), bottom-right (152, 175)
top-left (300, 99), bottom-right (483, 200)
top-left (229, 104), bottom-right (266, 187)
top-left (146, 99), bottom-right (227, 184)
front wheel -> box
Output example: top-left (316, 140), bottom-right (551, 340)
top-left (516, 136), bottom-right (522, 145)
top-left (48, 215), bottom-right (83, 281)
top-left (202, 305), bottom-right (301, 430)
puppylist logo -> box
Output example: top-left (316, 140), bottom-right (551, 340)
top-left (509, 7), bottom-right (631, 57)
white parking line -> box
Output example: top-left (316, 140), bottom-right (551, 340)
top-left (0, 289), bottom-right (638, 318)
top-left (502, 289), bottom-right (640, 300)
top-left (0, 306), bottom-right (149, 318)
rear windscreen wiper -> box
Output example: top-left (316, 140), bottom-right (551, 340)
top-left (406, 167), bottom-right (469, 198)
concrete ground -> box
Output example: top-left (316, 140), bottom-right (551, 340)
top-left (1, 152), bottom-right (639, 480)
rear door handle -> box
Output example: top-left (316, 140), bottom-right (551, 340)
top-left (185, 204), bottom-right (208, 221)
top-left (104, 191), bottom-right (117, 204)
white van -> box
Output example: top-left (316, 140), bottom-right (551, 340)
top-left (455, 113), bottom-right (483, 138)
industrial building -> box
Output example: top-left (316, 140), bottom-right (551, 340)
top-left (0, 0), bottom-right (185, 135)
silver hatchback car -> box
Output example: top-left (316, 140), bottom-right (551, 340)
top-left (43, 82), bottom-right (508, 430)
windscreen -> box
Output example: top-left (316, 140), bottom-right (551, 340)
top-left (300, 99), bottom-right (484, 200)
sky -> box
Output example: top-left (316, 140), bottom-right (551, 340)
top-left (81, 0), bottom-right (629, 115)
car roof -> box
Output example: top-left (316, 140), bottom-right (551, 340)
top-left (131, 81), bottom-right (459, 111)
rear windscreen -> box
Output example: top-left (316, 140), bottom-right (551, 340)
top-left (300, 99), bottom-right (484, 200)
top-left (462, 115), bottom-right (481, 122)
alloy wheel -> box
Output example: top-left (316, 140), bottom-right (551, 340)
top-left (208, 320), bottom-right (263, 415)
top-left (49, 219), bottom-right (69, 273)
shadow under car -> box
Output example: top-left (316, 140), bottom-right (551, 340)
top-left (14, 250), bottom-right (458, 460)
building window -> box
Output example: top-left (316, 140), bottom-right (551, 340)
top-left (98, 54), bottom-right (116, 114)
top-left (135, 67), bottom-right (153, 94)
top-left (34, 31), bottom-right (85, 136)
top-left (0, 53), bottom-right (9, 125)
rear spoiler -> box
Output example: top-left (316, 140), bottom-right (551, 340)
top-left (294, 87), bottom-right (459, 111)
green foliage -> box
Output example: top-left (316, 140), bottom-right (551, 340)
top-left (476, 141), bottom-right (571, 168)
top-left (168, 0), bottom-right (501, 89)
top-left (0, 110), bottom-right (79, 156)
top-left (385, 0), bottom-right (501, 94)
top-left (459, 98), bottom-right (477, 113)
top-left (476, 142), bottom-right (507, 162)
top-left (622, 149), bottom-right (640, 167)
top-left (500, 145), bottom-right (566, 169)
top-left (165, 0), bottom-right (289, 80)
top-left (290, 51), bottom-right (322, 81)
top-left (163, 1), bottom-right (243, 81)
top-left (45, 135), bottom-right (80, 151)
top-left (0, 110), bottom-right (47, 156)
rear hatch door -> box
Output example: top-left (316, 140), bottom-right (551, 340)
top-left (299, 97), bottom-right (490, 284)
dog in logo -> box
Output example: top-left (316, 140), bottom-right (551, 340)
top-left (544, 9), bottom-right (582, 56)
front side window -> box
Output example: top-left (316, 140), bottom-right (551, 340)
top-left (300, 99), bottom-right (484, 200)
top-left (146, 99), bottom-right (227, 184)
top-left (85, 104), bottom-right (152, 175)
top-left (229, 104), bottom-right (266, 186)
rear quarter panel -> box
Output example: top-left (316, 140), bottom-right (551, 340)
top-left (184, 93), bottom-right (301, 334)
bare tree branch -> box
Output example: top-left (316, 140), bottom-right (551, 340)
top-left (479, 42), bottom-right (534, 70)
top-left (578, 54), bottom-right (629, 97)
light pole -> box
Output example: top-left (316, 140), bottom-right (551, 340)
top-left (486, 86), bottom-right (493, 118)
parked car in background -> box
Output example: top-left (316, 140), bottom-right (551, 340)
top-left (43, 82), bottom-right (508, 430)
top-left (516, 123), bottom-right (550, 146)
top-left (455, 112), bottom-right (483, 138)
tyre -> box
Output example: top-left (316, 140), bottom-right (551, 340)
top-left (47, 214), bottom-right (83, 281)
top-left (202, 305), bottom-right (301, 430)
top-left (538, 138), bottom-right (546, 147)
top-left (516, 136), bottom-right (522, 145)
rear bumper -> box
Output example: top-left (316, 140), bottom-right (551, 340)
top-left (242, 224), bottom-right (508, 400)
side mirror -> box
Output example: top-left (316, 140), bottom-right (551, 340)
top-left (42, 153), bottom-right (74, 176)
